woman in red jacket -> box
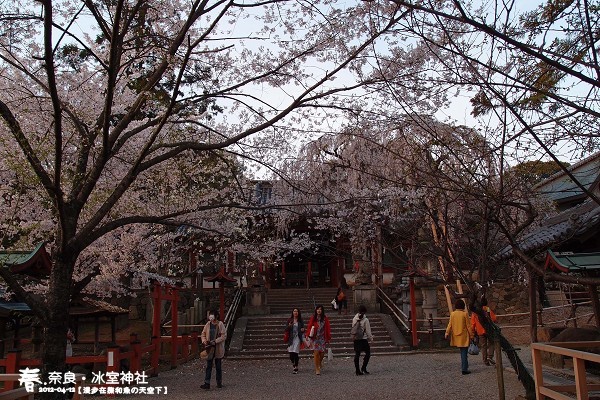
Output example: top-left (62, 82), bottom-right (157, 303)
top-left (306, 305), bottom-right (331, 375)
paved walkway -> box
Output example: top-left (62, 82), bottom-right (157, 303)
top-left (125, 348), bottom-right (532, 400)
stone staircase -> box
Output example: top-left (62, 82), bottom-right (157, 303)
top-left (228, 288), bottom-right (409, 359)
top-left (267, 287), bottom-right (339, 314)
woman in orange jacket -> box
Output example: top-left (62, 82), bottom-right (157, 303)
top-left (306, 305), bottom-right (331, 375)
top-left (471, 298), bottom-right (498, 366)
top-left (445, 299), bottom-right (474, 375)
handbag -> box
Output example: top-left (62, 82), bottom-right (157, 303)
top-left (201, 342), bottom-right (215, 360)
top-left (304, 337), bottom-right (311, 348)
top-left (283, 329), bottom-right (290, 343)
top-left (331, 299), bottom-right (338, 310)
top-left (468, 340), bottom-right (479, 355)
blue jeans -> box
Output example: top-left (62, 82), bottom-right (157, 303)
top-left (459, 347), bottom-right (469, 372)
top-left (204, 357), bottom-right (222, 385)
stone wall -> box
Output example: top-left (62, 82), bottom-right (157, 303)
top-left (129, 290), bottom-right (149, 321)
top-left (485, 282), bottom-right (530, 322)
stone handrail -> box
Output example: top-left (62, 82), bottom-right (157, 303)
top-left (376, 286), bottom-right (410, 332)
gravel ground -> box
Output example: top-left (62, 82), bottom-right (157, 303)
top-left (124, 349), bottom-right (532, 400)
top-left (90, 305), bottom-right (587, 399)
top-left (110, 305), bottom-right (595, 400)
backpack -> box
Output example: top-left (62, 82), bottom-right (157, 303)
top-left (351, 319), bottom-right (364, 340)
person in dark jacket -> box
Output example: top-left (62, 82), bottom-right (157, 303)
top-left (285, 308), bottom-right (306, 374)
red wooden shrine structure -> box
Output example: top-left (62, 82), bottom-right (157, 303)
top-left (0, 283), bottom-right (202, 395)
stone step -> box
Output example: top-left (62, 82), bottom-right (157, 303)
top-left (242, 335), bottom-right (389, 343)
top-left (268, 296), bottom-right (339, 300)
top-left (241, 340), bottom-right (396, 349)
top-left (229, 344), bottom-right (403, 359)
top-left (267, 288), bottom-right (339, 294)
top-left (267, 296), bottom-right (337, 300)
top-left (243, 325), bottom-right (388, 333)
top-left (231, 287), bottom-right (410, 359)
top-left (247, 315), bottom-right (382, 329)
top-left (267, 289), bottom-right (339, 300)
top-left (243, 335), bottom-right (389, 343)
top-left (268, 302), bottom-right (338, 307)
top-left (243, 331), bottom-right (389, 342)
top-left (243, 325), bottom-right (388, 334)
top-left (245, 313), bottom-right (380, 319)
top-left (227, 350), bottom-right (408, 360)
top-left (236, 343), bottom-right (401, 352)
top-left (266, 287), bottom-right (344, 314)
top-left (243, 323), bottom-right (389, 335)
top-left (245, 319), bottom-right (386, 327)
top-left (269, 308), bottom-right (339, 313)
top-left (244, 313), bottom-right (367, 320)
top-left (229, 314), bottom-right (410, 359)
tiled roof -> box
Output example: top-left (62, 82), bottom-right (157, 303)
top-left (494, 199), bottom-right (600, 260)
top-left (535, 153), bottom-right (600, 203)
top-left (0, 298), bottom-right (129, 319)
top-left (69, 298), bottom-right (129, 317)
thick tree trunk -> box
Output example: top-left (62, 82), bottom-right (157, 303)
top-left (38, 256), bottom-right (76, 400)
top-left (587, 284), bottom-right (600, 327)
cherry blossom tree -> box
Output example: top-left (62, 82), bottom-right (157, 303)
top-left (372, 0), bottom-right (600, 195)
top-left (274, 115), bottom-right (510, 285)
top-left (273, 113), bottom-right (545, 398)
top-left (0, 0), bottom-right (414, 386)
top-left (368, 0), bottom-right (600, 291)
top-left (261, 2), bottom-right (600, 395)
top-left (1, 2), bottom-right (597, 396)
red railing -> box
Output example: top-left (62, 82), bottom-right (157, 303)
top-left (0, 283), bottom-right (206, 395)
top-left (0, 331), bottom-right (202, 394)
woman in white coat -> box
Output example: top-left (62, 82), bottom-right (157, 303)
top-left (352, 305), bottom-right (373, 375)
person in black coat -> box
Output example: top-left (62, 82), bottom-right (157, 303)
top-left (284, 308), bottom-right (306, 374)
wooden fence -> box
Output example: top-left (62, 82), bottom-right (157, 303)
top-left (412, 301), bottom-right (595, 347)
top-left (531, 341), bottom-right (600, 400)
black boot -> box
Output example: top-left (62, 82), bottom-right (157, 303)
top-left (361, 366), bottom-right (370, 375)
top-left (354, 359), bottom-right (362, 375)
